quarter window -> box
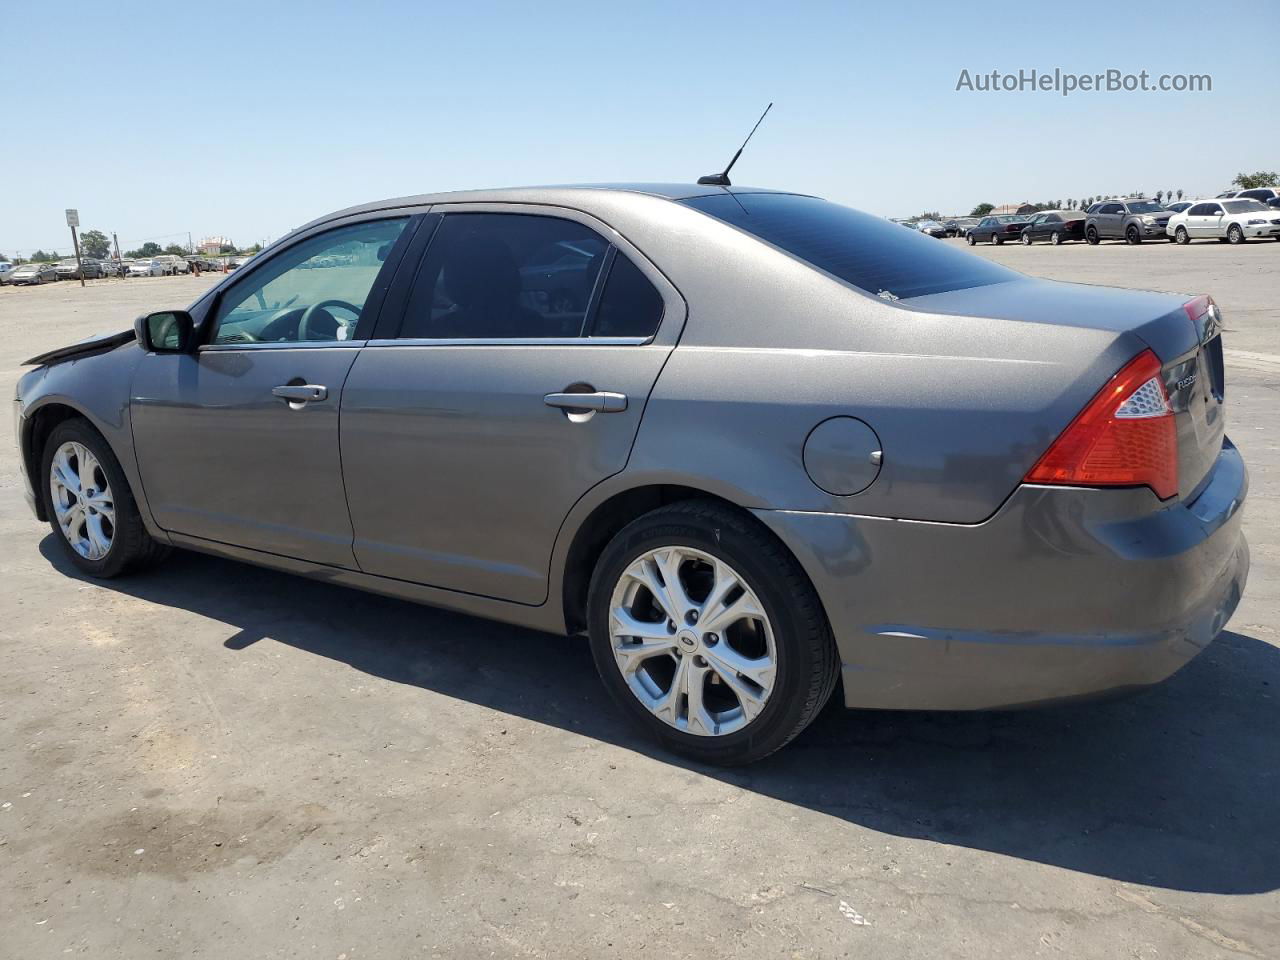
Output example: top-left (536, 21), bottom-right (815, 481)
top-left (399, 214), bottom-right (608, 339)
top-left (592, 253), bottom-right (664, 338)
top-left (209, 218), bottom-right (408, 345)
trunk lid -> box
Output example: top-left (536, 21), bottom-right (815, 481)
top-left (901, 278), bottom-right (1226, 501)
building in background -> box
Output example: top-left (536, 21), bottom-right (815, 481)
top-left (199, 236), bottom-right (234, 255)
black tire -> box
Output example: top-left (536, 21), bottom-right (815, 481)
top-left (1227, 224), bottom-right (1245, 245)
top-left (1086, 226), bottom-right (1100, 245)
top-left (1175, 226), bottom-right (1190, 245)
top-left (991, 232), bottom-right (1002, 245)
top-left (966, 232), bottom-right (976, 246)
top-left (40, 418), bottom-right (170, 578)
top-left (1021, 231), bottom-right (1032, 245)
top-left (587, 500), bottom-right (838, 766)
top-left (1050, 231), bottom-right (1063, 246)
top-left (1125, 225), bottom-right (1142, 245)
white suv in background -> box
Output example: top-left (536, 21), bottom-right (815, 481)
top-left (153, 255), bottom-right (191, 275)
top-left (0, 261), bottom-right (16, 284)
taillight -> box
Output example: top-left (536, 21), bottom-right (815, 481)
top-left (1025, 349), bottom-right (1178, 499)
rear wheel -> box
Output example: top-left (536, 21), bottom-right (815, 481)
top-left (587, 501), bottom-right (838, 765)
top-left (991, 232), bottom-right (1002, 245)
top-left (41, 419), bottom-right (170, 578)
top-left (1050, 231), bottom-right (1063, 245)
top-left (1227, 224), bottom-right (1245, 245)
top-left (1175, 226), bottom-right (1190, 245)
top-left (1086, 226), bottom-right (1100, 245)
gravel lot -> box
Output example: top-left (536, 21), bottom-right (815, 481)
top-left (1, 243), bottom-right (1277, 960)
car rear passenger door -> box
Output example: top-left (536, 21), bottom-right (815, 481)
top-left (340, 206), bottom-right (685, 605)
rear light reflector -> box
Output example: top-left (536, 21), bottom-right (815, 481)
top-left (1025, 349), bottom-right (1178, 499)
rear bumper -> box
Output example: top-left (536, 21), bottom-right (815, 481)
top-left (754, 438), bottom-right (1249, 710)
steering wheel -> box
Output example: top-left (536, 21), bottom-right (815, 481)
top-left (298, 299), bottom-right (362, 341)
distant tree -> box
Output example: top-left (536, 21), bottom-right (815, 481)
top-left (78, 229), bottom-right (110, 259)
top-left (970, 202), bottom-right (995, 217)
top-left (126, 241), bottom-right (164, 258)
top-left (916, 210), bottom-right (942, 221)
top-left (1231, 171), bottom-right (1279, 190)
top-left (219, 243), bottom-right (239, 255)
top-left (245, 242), bottom-right (263, 254)
top-left (1155, 190), bottom-right (1164, 203)
top-left (1166, 189), bottom-right (1173, 202)
top-left (163, 243), bottom-right (187, 256)
top-left (1176, 188), bottom-right (1184, 201)
top-left (31, 249), bottom-right (57, 261)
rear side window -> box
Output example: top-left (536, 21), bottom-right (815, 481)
top-left (682, 193), bottom-right (1016, 300)
top-left (592, 253), bottom-right (664, 338)
top-left (400, 213), bottom-right (607, 339)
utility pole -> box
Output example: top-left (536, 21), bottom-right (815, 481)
top-left (113, 232), bottom-right (122, 279)
top-left (66, 209), bottom-right (85, 287)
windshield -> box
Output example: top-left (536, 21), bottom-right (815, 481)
top-left (1223, 200), bottom-right (1270, 213)
top-left (1127, 201), bottom-right (1165, 214)
top-left (682, 193), bottom-right (1017, 300)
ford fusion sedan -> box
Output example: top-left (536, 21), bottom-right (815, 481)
top-left (916, 220), bottom-right (946, 238)
top-left (965, 215), bottom-right (1028, 244)
top-left (9, 262), bottom-right (57, 285)
top-left (15, 184), bottom-right (1249, 765)
top-left (1167, 199), bottom-right (1280, 244)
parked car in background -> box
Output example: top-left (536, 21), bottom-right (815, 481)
top-left (153, 255), bottom-right (190, 275)
top-left (1020, 210), bottom-right (1087, 245)
top-left (916, 219), bottom-right (946, 238)
top-left (1167, 199), bottom-right (1280, 244)
top-left (1230, 187), bottom-right (1280, 209)
top-left (126, 258), bottom-right (165, 277)
top-left (9, 262), bottom-right (58, 285)
top-left (965, 215), bottom-right (1029, 245)
top-left (945, 217), bottom-right (978, 238)
top-left (14, 183), bottom-right (1248, 765)
top-left (1164, 201), bottom-right (1194, 214)
top-left (1085, 198), bottom-right (1173, 244)
top-left (54, 258), bottom-right (106, 281)
top-left (0, 261), bottom-right (16, 284)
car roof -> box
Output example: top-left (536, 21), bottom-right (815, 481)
top-left (299, 183), bottom-right (803, 233)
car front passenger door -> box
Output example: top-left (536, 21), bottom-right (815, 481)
top-left (130, 216), bottom-right (416, 566)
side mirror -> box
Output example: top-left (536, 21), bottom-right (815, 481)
top-left (135, 310), bottom-right (194, 353)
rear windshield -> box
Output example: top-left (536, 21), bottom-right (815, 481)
top-left (682, 193), bottom-right (1016, 300)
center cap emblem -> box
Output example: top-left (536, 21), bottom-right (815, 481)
top-left (676, 630), bottom-right (700, 653)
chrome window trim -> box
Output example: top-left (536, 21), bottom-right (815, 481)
top-left (198, 340), bottom-right (368, 352)
top-left (365, 336), bottom-right (651, 348)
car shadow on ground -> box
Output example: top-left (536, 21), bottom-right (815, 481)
top-left (41, 537), bottom-right (1280, 895)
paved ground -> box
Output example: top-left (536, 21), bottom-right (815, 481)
top-left (1, 243), bottom-right (1277, 959)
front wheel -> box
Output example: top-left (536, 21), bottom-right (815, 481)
top-left (41, 419), bottom-right (170, 578)
top-left (1021, 232), bottom-right (1032, 245)
top-left (1175, 226), bottom-right (1190, 245)
top-left (587, 501), bottom-right (838, 765)
top-left (966, 233), bottom-right (976, 246)
top-left (1227, 224), bottom-right (1245, 245)
top-left (1126, 225), bottom-right (1142, 244)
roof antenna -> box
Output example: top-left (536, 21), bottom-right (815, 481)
top-left (697, 102), bottom-right (773, 186)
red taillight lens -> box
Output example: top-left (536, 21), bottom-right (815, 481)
top-left (1025, 349), bottom-right (1178, 499)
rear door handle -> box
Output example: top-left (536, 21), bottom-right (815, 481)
top-left (272, 384), bottom-right (328, 402)
top-left (543, 391), bottom-right (627, 413)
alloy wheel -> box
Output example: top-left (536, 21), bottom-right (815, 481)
top-left (49, 441), bottom-right (115, 560)
top-left (608, 546), bottom-right (776, 737)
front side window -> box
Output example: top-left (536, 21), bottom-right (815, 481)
top-left (682, 193), bottom-right (1016, 301)
top-left (209, 218), bottom-right (408, 345)
top-left (1205, 204), bottom-right (1224, 216)
top-left (399, 213), bottom-right (608, 339)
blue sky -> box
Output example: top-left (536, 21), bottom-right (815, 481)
top-left (2, 0), bottom-right (1275, 256)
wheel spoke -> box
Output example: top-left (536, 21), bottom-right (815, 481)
top-left (652, 548), bottom-right (694, 621)
top-left (698, 559), bottom-right (742, 630)
top-left (623, 557), bottom-right (679, 624)
top-left (703, 653), bottom-right (770, 721)
top-left (84, 513), bottom-right (111, 560)
top-left (652, 654), bottom-right (690, 727)
top-left (703, 643), bottom-right (776, 692)
top-left (684, 660), bottom-right (716, 736)
top-left (699, 590), bottom-right (764, 636)
top-left (52, 448), bottom-right (80, 495)
top-left (613, 637), bottom-right (678, 674)
top-left (76, 445), bottom-right (101, 494)
top-left (612, 607), bottom-right (676, 642)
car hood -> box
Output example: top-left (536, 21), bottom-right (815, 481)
top-left (24, 328), bottom-right (136, 367)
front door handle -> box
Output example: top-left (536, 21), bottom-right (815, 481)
top-left (544, 391), bottom-right (628, 413)
top-left (272, 384), bottom-right (328, 403)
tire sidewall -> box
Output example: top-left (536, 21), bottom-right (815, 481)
top-left (587, 511), bottom-right (825, 763)
top-left (40, 419), bottom-right (135, 578)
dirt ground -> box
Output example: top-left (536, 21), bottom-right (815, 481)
top-left (1, 240), bottom-right (1277, 959)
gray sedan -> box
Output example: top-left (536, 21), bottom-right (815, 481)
top-left (14, 184), bottom-right (1249, 765)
